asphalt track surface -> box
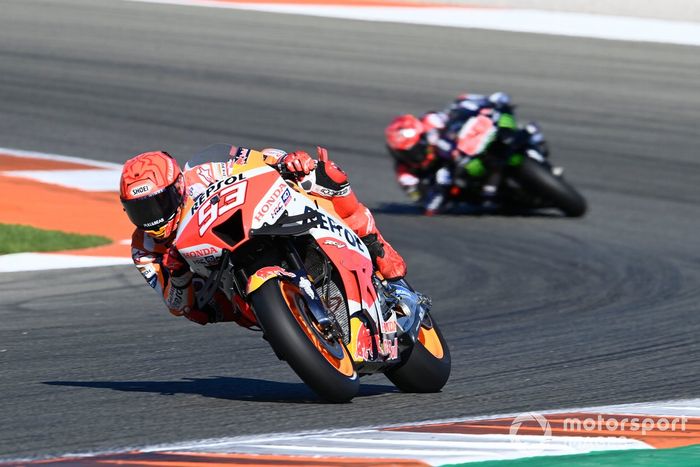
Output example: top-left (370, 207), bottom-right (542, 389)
top-left (1, 0), bottom-right (699, 460)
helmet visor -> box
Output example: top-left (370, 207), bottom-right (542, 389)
top-left (393, 143), bottom-right (427, 166)
top-left (121, 183), bottom-right (182, 230)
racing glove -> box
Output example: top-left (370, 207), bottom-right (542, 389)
top-left (163, 247), bottom-right (192, 288)
top-left (279, 151), bottom-right (316, 177)
top-left (162, 245), bottom-right (196, 317)
top-left (162, 246), bottom-right (187, 273)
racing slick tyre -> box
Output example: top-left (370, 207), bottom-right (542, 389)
top-left (385, 315), bottom-right (451, 393)
top-left (250, 279), bottom-right (359, 403)
top-left (517, 158), bottom-right (587, 217)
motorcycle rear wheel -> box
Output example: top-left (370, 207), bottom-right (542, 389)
top-left (385, 315), bottom-right (451, 393)
top-left (516, 158), bottom-right (587, 217)
top-left (250, 279), bottom-right (359, 403)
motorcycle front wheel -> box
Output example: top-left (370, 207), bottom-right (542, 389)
top-left (516, 158), bottom-right (587, 217)
top-left (250, 278), bottom-right (359, 403)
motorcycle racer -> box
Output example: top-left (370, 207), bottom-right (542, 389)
top-left (385, 92), bottom-right (548, 215)
top-left (385, 112), bottom-right (447, 203)
top-left (120, 147), bottom-right (406, 325)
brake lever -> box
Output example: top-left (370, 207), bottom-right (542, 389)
top-left (277, 165), bottom-right (296, 180)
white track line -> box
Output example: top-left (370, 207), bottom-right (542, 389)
top-left (9, 398), bottom-right (694, 464)
top-left (128, 0), bottom-right (700, 47)
top-left (2, 169), bottom-right (121, 192)
top-left (0, 253), bottom-right (131, 273)
top-left (125, 398), bottom-right (700, 464)
top-left (0, 147), bottom-right (122, 191)
top-left (0, 147), bottom-right (122, 170)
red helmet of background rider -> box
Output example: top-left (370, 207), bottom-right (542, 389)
top-left (120, 151), bottom-right (184, 240)
top-left (385, 114), bottom-right (428, 167)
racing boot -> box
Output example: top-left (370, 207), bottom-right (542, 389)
top-left (307, 147), bottom-right (407, 280)
top-left (525, 122), bottom-right (549, 158)
top-left (344, 214), bottom-right (406, 280)
top-left (424, 186), bottom-right (446, 216)
top-left (480, 166), bottom-right (502, 210)
top-left (424, 166), bottom-right (452, 215)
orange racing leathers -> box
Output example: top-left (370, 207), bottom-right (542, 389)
top-left (130, 146), bottom-right (406, 325)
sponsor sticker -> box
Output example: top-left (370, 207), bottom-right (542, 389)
top-left (281, 187), bottom-right (291, 204)
top-left (381, 319), bottom-right (397, 334)
top-left (261, 147), bottom-right (287, 163)
top-left (179, 244), bottom-right (223, 264)
top-left (317, 186), bottom-right (350, 197)
top-left (131, 184), bottom-right (150, 196)
top-left (182, 246), bottom-right (219, 258)
top-left (190, 173), bottom-right (247, 214)
top-left (189, 255), bottom-right (219, 266)
top-left (233, 147), bottom-right (250, 165)
top-left (354, 319), bottom-right (374, 360)
top-left (299, 276), bottom-right (316, 299)
top-left (143, 218), bottom-right (165, 228)
top-left (352, 317), bottom-right (399, 361)
top-left (187, 182), bottom-right (207, 198)
top-left (254, 266), bottom-right (295, 281)
top-left (136, 263), bottom-right (158, 288)
top-left (323, 239), bottom-right (347, 249)
top-left (305, 206), bottom-right (366, 254)
top-left (380, 336), bottom-right (399, 359)
top-left (254, 182), bottom-right (290, 223)
top-left (196, 165), bottom-right (215, 184)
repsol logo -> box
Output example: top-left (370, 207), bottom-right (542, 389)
top-left (191, 173), bottom-right (246, 214)
top-left (304, 206), bottom-right (366, 254)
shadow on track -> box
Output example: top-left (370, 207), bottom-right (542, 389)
top-left (374, 202), bottom-right (564, 218)
top-left (43, 376), bottom-right (398, 403)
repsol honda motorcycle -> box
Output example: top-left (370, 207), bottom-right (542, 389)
top-left (174, 144), bottom-right (450, 402)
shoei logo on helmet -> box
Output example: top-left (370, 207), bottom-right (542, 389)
top-left (131, 184), bottom-right (151, 197)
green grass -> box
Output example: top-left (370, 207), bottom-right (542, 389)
top-left (444, 444), bottom-right (700, 467)
top-left (0, 223), bottom-right (112, 255)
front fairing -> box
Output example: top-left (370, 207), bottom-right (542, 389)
top-left (174, 150), bottom-right (285, 276)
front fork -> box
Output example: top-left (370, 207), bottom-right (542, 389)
top-left (373, 276), bottom-right (431, 352)
top-left (245, 240), bottom-right (344, 342)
